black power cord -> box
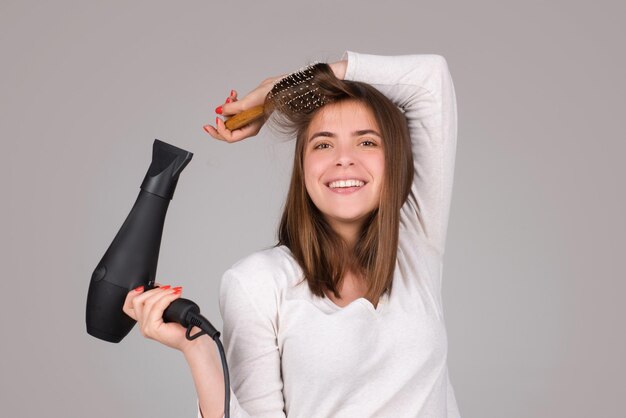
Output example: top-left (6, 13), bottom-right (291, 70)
top-left (163, 297), bottom-right (231, 418)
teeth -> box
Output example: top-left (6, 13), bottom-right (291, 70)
top-left (328, 179), bottom-right (365, 188)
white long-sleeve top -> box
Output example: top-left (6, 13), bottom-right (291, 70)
top-left (199, 50), bottom-right (460, 418)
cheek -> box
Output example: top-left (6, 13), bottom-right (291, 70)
top-left (375, 156), bottom-right (385, 177)
top-left (303, 155), bottom-right (324, 190)
top-left (371, 155), bottom-right (386, 198)
top-left (368, 153), bottom-right (386, 183)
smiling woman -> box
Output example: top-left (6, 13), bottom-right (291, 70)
top-left (202, 53), bottom-right (460, 417)
top-left (132, 50), bottom-right (460, 418)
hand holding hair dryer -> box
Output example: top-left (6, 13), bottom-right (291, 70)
top-left (86, 139), bottom-right (230, 417)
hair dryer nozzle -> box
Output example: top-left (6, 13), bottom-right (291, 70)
top-left (141, 139), bottom-right (193, 200)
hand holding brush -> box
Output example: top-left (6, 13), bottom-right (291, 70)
top-left (203, 60), bottom-right (347, 143)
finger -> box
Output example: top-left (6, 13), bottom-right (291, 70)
top-left (215, 93), bottom-right (243, 117)
top-left (228, 120), bottom-right (264, 142)
top-left (214, 117), bottom-right (235, 142)
top-left (225, 90), bottom-right (238, 105)
top-left (123, 281), bottom-right (162, 319)
top-left (141, 285), bottom-right (173, 315)
top-left (203, 121), bottom-right (226, 141)
top-left (137, 286), bottom-right (173, 334)
top-left (221, 99), bottom-right (246, 117)
top-left (146, 287), bottom-right (183, 329)
top-left (132, 285), bottom-right (170, 323)
top-left (217, 116), bottom-right (263, 143)
top-left (226, 88), bottom-right (239, 103)
top-left (140, 287), bottom-right (180, 337)
top-left (229, 90), bottom-right (238, 104)
top-left (215, 117), bottom-right (249, 143)
top-left (123, 285), bottom-right (145, 320)
top-left (225, 97), bottom-right (238, 106)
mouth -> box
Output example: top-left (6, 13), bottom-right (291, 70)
top-left (325, 179), bottom-right (367, 189)
top-left (325, 179), bottom-right (368, 194)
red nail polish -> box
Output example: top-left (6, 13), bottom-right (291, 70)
top-left (161, 285), bottom-right (171, 290)
top-left (215, 105), bottom-right (222, 114)
top-left (225, 97), bottom-right (231, 103)
top-left (230, 90), bottom-right (235, 96)
top-left (173, 289), bottom-right (182, 294)
top-left (134, 285), bottom-right (144, 292)
top-left (216, 117), bottom-right (220, 125)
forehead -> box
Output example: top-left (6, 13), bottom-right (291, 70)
top-left (307, 100), bottom-right (379, 134)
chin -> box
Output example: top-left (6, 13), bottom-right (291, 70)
top-left (327, 212), bottom-right (371, 225)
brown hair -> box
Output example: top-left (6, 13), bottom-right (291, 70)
top-left (264, 63), bottom-right (414, 307)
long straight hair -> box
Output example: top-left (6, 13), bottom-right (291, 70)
top-left (264, 63), bottom-right (414, 307)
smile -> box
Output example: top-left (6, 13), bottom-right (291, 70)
top-left (327, 179), bottom-right (366, 188)
top-left (325, 179), bottom-right (367, 195)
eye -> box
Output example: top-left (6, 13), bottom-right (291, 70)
top-left (313, 142), bottom-right (331, 150)
top-left (360, 139), bottom-right (378, 147)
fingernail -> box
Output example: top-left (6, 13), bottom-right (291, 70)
top-left (173, 288), bottom-right (182, 294)
top-left (215, 105), bottom-right (222, 114)
top-left (216, 116), bottom-right (220, 125)
top-left (225, 97), bottom-right (231, 104)
top-left (230, 90), bottom-right (235, 96)
top-left (134, 285), bottom-right (144, 292)
top-left (160, 285), bottom-right (171, 290)
top-left (172, 286), bottom-right (182, 291)
top-left (203, 125), bottom-right (211, 133)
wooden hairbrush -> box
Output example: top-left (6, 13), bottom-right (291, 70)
top-left (223, 62), bottom-right (326, 131)
top-left (224, 105), bottom-right (265, 130)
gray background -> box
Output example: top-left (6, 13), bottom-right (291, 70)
top-left (1, 1), bottom-right (624, 417)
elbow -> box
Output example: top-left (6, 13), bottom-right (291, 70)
top-left (430, 54), bottom-right (451, 74)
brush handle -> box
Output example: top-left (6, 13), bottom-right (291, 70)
top-left (224, 105), bottom-right (265, 130)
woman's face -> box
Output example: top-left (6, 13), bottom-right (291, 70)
top-left (303, 100), bottom-right (385, 233)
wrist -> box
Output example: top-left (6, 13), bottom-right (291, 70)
top-left (329, 60), bottom-right (347, 80)
top-left (181, 333), bottom-right (215, 359)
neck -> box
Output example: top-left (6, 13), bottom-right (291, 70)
top-left (327, 218), bottom-right (363, 251)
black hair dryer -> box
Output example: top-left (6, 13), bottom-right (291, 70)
top-left (86, 139), bottom-right (193, 343)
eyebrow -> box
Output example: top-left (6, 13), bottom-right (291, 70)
top-left (308, 129), bottom-right (382, 142)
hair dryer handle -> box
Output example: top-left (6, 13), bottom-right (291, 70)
top-left (162, 298), bottom-right (200, 326)
top-left (163, 297), bottom-right (221, 341)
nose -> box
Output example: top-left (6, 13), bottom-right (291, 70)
top-left (335, 158), bottom-right (354, 167)
top-left (335, 144), bottom-right (355, 167)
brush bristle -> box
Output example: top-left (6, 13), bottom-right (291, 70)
top-left (268, 62), bottom-right (328, 113)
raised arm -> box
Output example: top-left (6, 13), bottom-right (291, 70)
top-left (341, 51), bottom-right (458, 256)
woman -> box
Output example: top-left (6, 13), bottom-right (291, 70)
top-left (123, 51), bottom-right (460, 417)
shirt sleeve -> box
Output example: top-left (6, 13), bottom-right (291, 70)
top-left (341, 51), bottom-right (458, 256)
top-left (196, 261), bottom-right (287, 418)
